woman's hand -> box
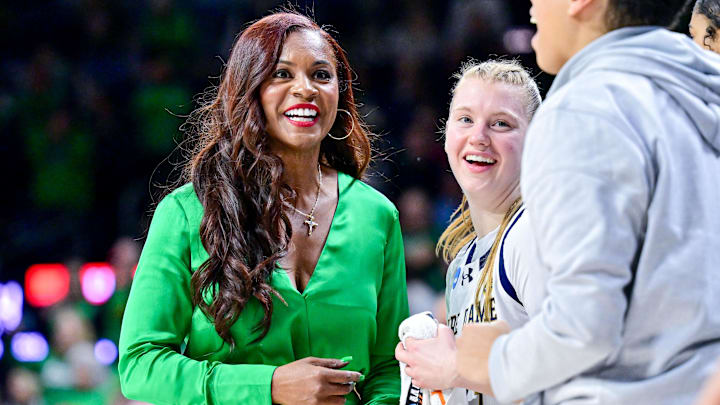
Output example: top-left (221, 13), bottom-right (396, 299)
top-left (271, 357), bottom-right (362, 405)
top-left (394, 324), bottom-right (459, 390)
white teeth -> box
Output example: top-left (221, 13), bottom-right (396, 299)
top-left (284, 108), bottom-right (318, 118)
top-left (465, 155), bottom-right (496, 164)
top-left (530, 16), bottom-right (537, 25)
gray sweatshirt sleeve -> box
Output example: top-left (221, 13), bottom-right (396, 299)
top-left (488, 107), bottom-right (652, 402)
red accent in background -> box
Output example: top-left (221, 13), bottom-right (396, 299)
top-left (25, 264), bottom-right (70, 307)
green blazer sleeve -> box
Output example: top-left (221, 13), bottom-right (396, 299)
top-left (362, 209), bottom-right (409, 404)
top-left (118, 194), bottom-right (276, 405)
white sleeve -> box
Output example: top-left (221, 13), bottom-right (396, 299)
top-left (488, 107), bottom-right (651, 402)
top-left (507, 214), bottom-right (547, 317)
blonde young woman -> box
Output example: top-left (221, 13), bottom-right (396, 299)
top-left (395, 60), bottom-right (544, 405)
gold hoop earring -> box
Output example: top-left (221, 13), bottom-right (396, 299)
top-left (327, 109), bottom-right (354, 140)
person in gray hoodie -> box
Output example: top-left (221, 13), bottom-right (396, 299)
top-left (399, 0), bottom-right (720, 404)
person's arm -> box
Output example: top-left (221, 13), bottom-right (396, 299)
top-left (487, 108), bottom-right (652, 402)
top-left (362, 209), bottom-right (410, 404)
top-left (118, 194), bottom-right (276, 405)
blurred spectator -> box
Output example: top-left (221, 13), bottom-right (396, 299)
top-left (22, 54), bottom-right (94, 215)
top-left (131, 53), bottom-right (190, 168)
top-left (41, 306), bottom-right (112, 404)
top-left (399, 188), bottom-right (438, 275)
top-left (399, 188), bottom-right (444, 314)
top-left (6, 367), bottom-right (43, 405)
top-left (7, 47), bottom-right (96, 262)
top-left (141, 0), bottom-right (198, 65)
top-left (396, 105), bottom-right (446, 194)
top-left (100, 237), bottom-right (140, 344)
top-left (59, 257), bottom-right (101, 322)
top-left (432, 172), bottom-right (464, 231)
top-left (443, 0), bottom-right (511, 64)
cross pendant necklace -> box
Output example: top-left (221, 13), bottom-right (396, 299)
top-left (303, 216), bottom-right (319, 237)
top-left (291, 164), bottom-right (322, 237)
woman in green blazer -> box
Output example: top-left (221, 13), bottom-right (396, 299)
top-left (118, 12), bottom-right (409, 405)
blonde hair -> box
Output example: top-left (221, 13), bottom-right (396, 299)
top-left (436, 59), bottom-right (540, 322)
top-left (452, 59), bottom-right (541, 121)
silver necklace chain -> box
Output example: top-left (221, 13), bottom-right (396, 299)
top-left (291, 164), bottom-right (322, 236)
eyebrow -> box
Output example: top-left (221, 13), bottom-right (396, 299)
top-left (277, 59), bottom-right (332, 67)
top-left (451, 105), bottom-right (522, 120)
top-left (452, 106), bottom-right (473, 114)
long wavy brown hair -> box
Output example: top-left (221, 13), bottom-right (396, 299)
top-left (181, 12), bottom-right (371, 347)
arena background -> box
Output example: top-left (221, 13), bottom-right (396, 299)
top-left (0, 1), bottom-right (693, 403)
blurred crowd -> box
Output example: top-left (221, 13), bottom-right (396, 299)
top-left (0, 0), bottom-right (546, 402)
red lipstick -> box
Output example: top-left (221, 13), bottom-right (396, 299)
top-left (284, 104), bottom-right (320, 128)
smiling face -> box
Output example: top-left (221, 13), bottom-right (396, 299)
top-left (690, 12), bottom-right (720, 53)
top-left (445, 78), bottom-right (530, 209)
top-left (259, 29), bottom-right (339, 154)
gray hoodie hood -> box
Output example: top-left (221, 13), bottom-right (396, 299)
top-left (550, 27), bottom-right (720, 153)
